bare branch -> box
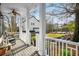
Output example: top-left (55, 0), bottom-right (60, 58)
top-left (46, 3), bottom-right (76, 20)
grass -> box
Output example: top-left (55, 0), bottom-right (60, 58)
top-left (47, 33), bottom-right (64, 38)
top-left (32, 33), bottom-right (65, 41)
top-left (62, 49), bottom-right (70, 56)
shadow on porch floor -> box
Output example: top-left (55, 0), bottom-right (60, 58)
top-left (9, 39), bottom-right (40, 56)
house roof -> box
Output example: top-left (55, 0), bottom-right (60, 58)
top-left (29, 15), bottom-right (39, 22)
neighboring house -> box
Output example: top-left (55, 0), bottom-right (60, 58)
top-left (29, 16), bottom-right (39, 32)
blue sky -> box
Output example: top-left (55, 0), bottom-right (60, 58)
top-left (31, 3), bottom-right (75, 25)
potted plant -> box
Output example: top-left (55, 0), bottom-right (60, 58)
top-left (0, 48), bottom-right (6, 56)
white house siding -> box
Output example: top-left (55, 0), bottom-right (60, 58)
top-left (29, 16), bottom-right (39, 31)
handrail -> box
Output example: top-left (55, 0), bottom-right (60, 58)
top-left (45, 37), bottom-right (79, 46)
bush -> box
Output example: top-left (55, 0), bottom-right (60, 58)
top-left (32, 36), bottom-right (36, 41)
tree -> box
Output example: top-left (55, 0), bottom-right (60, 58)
top-left (73, 4), bottom-right (79, 42)
top-left (47, 3), bottom-right (79, 42)
top-left (62, 21), bottom-right (75, 32)
top-left (46, 23), bottom-right (54, 33)
top-left (0, 3), bottom-right (5, 36)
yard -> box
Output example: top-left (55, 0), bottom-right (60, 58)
top-left (32, 33), bottom-right (65, 41)
top-left (47, 33), bottom-right (65, 38)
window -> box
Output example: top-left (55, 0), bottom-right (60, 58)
top-left (31, 22), bottom-right (35, 25)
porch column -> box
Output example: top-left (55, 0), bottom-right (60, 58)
top-left (37, 3), bottom-right (46, 56)
top-left (25, 8), bottom-right (31, 45)
top-left (19, 16), bottom-right (22, 39)
top-left (19, 8), bottom-right (31, 45)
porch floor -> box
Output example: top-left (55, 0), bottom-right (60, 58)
top-left (9, 39), bottom-right (39, 56)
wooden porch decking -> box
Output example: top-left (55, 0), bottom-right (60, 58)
top-left (9, 39), bottom-right (39, 56)
top-left (13, 46), bottom-right (39, 56)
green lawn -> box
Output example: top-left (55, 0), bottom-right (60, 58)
top-left (47, 33), bottom-right (64, 38)
top-left (32, 33), bottom-right (65, 41)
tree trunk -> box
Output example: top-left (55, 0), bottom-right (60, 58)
top-left (73, 3), bottom-right (79, 42)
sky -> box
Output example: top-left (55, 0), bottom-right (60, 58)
top-left (30, 3), bottom-right (75, 25)
top-left (2, 3), bottom-right (75, 27)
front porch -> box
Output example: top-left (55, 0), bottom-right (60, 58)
top-left (0, 3), bottom-right (79, 56)
top-left (0, 3), bottom-right (46, 56)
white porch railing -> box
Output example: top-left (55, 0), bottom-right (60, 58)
top-left (45, 37), bottom-right (79, 56)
